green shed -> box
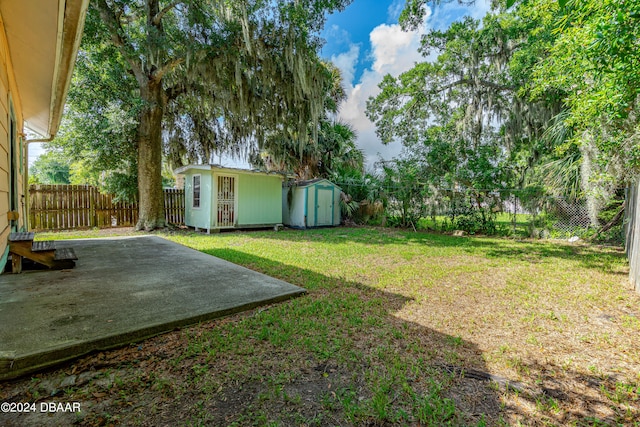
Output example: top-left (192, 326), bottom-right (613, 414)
top-left (175, 165), bottom-right (284, 232)
top-left (282, 179), bottom-right (341, 228)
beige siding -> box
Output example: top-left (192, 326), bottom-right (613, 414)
top-left (0, 226), bottom-right (8, 255)
top-left (0, 142), bottom-right (7, 180)
top-left (0, 81), bottom-right (7, 133)
top-left (0, 75), bottom-right (7, 260)
top-left (0, 169), bottom-right (7, 192)
top-left (0, 187), bottom-right (7, 213)
top-left (0, 12), bottom-right (26, 263)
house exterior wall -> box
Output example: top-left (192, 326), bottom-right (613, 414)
top-left (0, 13), bottom-right (26, 267)
top-left (184, 171), bottom-right (212, 230)
top-left (236, 172), bottom-right (282, 226)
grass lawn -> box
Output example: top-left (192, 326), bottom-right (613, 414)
top-left (4, 226), bottom-right (640, 426)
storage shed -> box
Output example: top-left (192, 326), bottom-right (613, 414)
top-left (175, 165), bottom-right (284, 232)
top-left (282, 179), bottom-right (341, 228)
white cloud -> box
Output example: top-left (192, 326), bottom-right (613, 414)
top-left (337, 15), bottom-right (429, 168)
top-left (330, 44), bottom-right (360, 90)
top-left (430, 0), bottom-right (492, 30)
top-left (325, 24), bottom-right (352, 47)
top-left (334, 0), bottom-right (492, 169)
top-left (387, 0), bottom-right (405, 21)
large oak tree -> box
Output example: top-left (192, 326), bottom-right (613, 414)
top-left (65, 0), bottom-right (350, 230)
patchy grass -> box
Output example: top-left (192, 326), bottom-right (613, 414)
top-left (34, 227), bottom-right (139, 240)
top-left (4, 226), bottom-right (639, 426)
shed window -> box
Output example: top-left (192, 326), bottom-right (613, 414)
top-left (192, 175), bottom-right (201, 208)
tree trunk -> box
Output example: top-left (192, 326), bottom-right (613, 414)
top-left (136, 80), bottom-right (166, 230)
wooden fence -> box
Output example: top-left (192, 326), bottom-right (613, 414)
top-left (164, 188), bottom-right (185, 225)
top-left (29, 184), bottom-right (184, 231)
top-left (625, 183), bottom-right (640, 293)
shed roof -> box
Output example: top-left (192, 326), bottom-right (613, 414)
top-left (288, 178), bottom-right (341, 189)
top-left (173, 164), bottom-right (285, 179)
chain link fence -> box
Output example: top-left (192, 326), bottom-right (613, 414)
top-left (336, 181), bottom-right (610, 239)
top-left (416, 190), bottom-right (595, 237)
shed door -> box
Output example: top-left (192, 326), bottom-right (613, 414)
top-left (315, 187), bottom-right (334, 226)
top-left (217, 175), bottom-right (236, 227)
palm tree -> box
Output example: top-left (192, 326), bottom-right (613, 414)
top-left (251, 63), bottom-right (363, 179)
top-left (254, 119), bottom-right (362, 180)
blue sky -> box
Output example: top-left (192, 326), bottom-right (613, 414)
top-left (319, 0), bottom-right (492, 169)
top-left (321, 0), bottom-right (404, 83)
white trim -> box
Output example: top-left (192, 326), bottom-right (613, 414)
top-left (174, 164), bottom-right (284, 179)
top-left (192, 174), bottom-right (201, 209)
top-left (49, 0), bottom-right (89, 136)
top-left (288, 179), bottom-right (342, 191)
top-left (48, 0), bottom-right (66, 136)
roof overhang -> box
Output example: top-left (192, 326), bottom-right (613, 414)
top-left (174, 164), bottom-right (286, 179)
top-left (0, 0), bottom-right (89, 138)
top-left (285, 178), bottom-right (341, 190)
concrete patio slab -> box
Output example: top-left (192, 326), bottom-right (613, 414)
top-left (0, 235), bottom-right (305, 380)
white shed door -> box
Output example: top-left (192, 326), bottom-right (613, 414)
top-left (217, 176), bottom-right (236, 227)
top-left (316, 188), bottom-right (333, 226)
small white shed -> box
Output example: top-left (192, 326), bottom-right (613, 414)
top-left (282, 179), bottom-right (341, 228)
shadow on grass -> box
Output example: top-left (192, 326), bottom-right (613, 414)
top-left (211, 226), bottom-right (628, 274)
top-left (187, 247), bottom-right (632, 426)
top-left (195, 247), bottom-right (503, 426)
top-left (503, 360), bottom-right (639, 425)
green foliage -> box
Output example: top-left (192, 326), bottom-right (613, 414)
top-left (69, 160), bottom-right (102, 187)
top-left (29, 150), bottom-right (71, 185)
top-left (373, 0), bottom-right (639, 233)
top-left (331, 168), bottom-right (385, 223)
top-left (339, 196), bottom-right (360, 219)
top-left (53, 6), bottom-right (141, 196)
top-left (250, 63), bottom-right (362, 181)
top-left (254, 118), bottom-right (363, 180)
top-left (102, 168), bottom-right (139, 203)
top-left (367, 6), bottom-right (562, 203)
top-left (381, 159), bottom-right (427, 228)
top-left (529, 0), bottom-right (640, 199)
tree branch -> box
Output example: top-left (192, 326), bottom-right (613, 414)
top-left (165, 83), bottom-right (187, 101)
top-left (596, 202), bottom-right (625, 236)
top-left (153, 1), bottom-right (183, 26)
top-left (153, 57), bottom-right (184, 82)
top-left (434, 78), bottom-right (515, 94)
top-left (94, 0), bottom-right (145, 84)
